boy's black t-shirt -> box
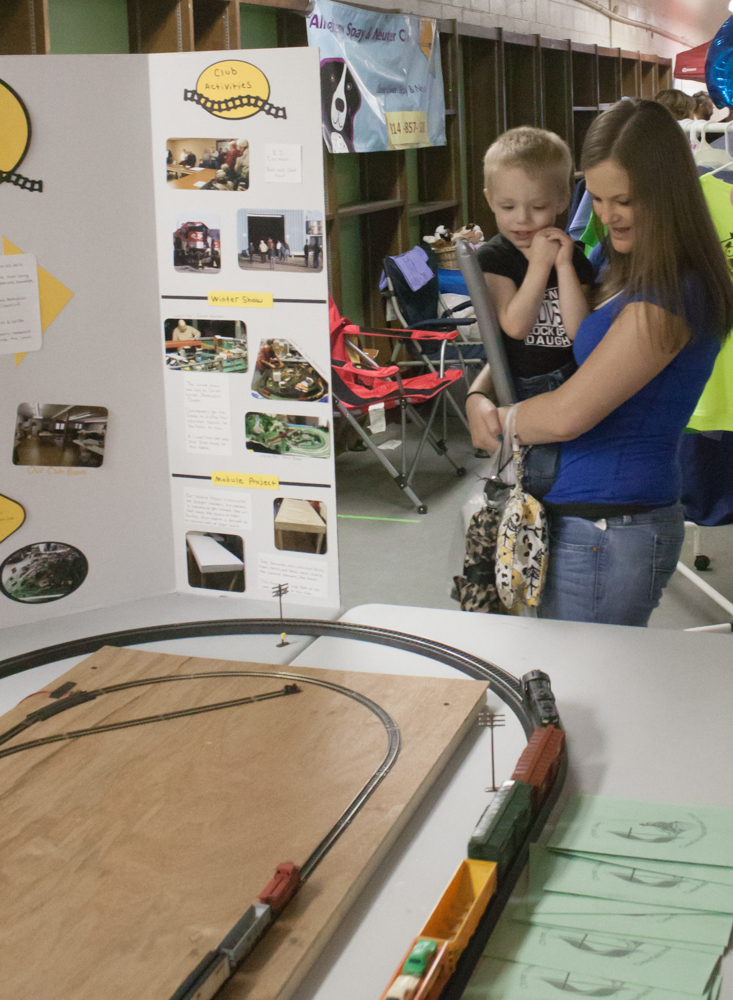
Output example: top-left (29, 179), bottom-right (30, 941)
top-left (476, 234), bottom-right (595, 379)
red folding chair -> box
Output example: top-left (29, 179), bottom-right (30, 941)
top-left (330, 298), bottom-right (466, 514)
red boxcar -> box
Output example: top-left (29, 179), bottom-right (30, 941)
top-left (511, 724), bottom-right (565, 812)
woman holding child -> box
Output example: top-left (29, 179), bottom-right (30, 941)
top-left (467, 100), bottom-right (733, 627)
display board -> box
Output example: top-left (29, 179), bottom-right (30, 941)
top-left (0, 645), bottom-right (487, 999)
top-left (0, 49), bottom-right (338, 626)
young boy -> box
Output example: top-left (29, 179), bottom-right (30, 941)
top-left (467, 127), bottom-right (594, 492)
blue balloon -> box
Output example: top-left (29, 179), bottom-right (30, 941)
top-left (707, 15), bottom-right (733, 109)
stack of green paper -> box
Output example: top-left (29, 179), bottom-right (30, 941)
top-left (463, 795), bottom-right (733, 1000)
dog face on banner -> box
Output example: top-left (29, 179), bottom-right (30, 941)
top-left (320, 59), bottom-right (361, 153)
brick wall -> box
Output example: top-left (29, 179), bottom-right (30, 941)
top-left (376, 0), bottom-right (715, 61)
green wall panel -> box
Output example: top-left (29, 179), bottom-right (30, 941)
top-left (338, 217), bottom-right (363, 325)
top-left (48, 0), bottom-right (129, 53)
top-left (240, 5), bottom-right (278, 49)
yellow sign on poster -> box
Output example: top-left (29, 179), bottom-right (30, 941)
top-left (195, 61), bottom-right (270, 120)
top-left (0, 494), bottom-right (25, 543)
top-left (212, 471), bottom-right (279, 490)
top-left (385, 111), bottom-right (430, 148)
top-left (208, 291), bottom-right (273, 308)
top-left (2, 237), bottom-right (74, 365)
top-left (184, 60), bottom-right (286, 122)
top-left (0, 81), bottom-right (30, 177)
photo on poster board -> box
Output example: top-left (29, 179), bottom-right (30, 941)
top-left (165, 318), bottom-right (247, 373)
top-left (237, 209), bottom-right (323, 271)
top-left (0, 542), bottom-right (88, 604)
top-left (166, 138), bottom-right (249, 191)
top-left (245, 412), bottom-right (330, 458)
top-left (12, 404), bottom-right (108, 468)
top-left (252, 338), bottom-right (328, 402)
top-left (186, 531), bottom-right (244, 591)
top-left (173, 215), bottom-right (221, 272)
top-left (273, 498), bottom-right (327, 554)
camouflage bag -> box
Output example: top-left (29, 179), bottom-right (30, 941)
top-left (453, 477), bottom-right (512, 613)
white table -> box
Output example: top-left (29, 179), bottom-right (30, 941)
top-left (288, 605), bottom-right (733, 1000)
top-left (186, 532), bottom-right (244, 573)
top-left (0, 602), bottom-right (730, 1000)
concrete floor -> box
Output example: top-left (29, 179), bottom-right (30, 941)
top-left (334, 411), bottom-right (733, 631)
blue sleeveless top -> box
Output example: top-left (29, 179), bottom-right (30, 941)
top-left (544, 291), bottom-right (720, 506)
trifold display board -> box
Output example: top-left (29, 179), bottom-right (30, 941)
top-left (0, 50), bottom-right (338, 628)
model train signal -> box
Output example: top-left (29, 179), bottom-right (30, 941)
top-left (478, 710), bottom-right (505, 793)
top-left (272, 582), bottom-right (290, 647)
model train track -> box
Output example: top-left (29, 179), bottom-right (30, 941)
top-left (0, 618), bottom-right (565, 1000)
top-left (0, 666), bottom-right (401, 884)
top-left (0, 618), bottom-right (531, 730)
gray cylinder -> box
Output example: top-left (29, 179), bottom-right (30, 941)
top-left (454, 239), bottom-right (517, 405)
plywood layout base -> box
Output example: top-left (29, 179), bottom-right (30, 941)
top-left (0, 646), bottom-right (486, 1000)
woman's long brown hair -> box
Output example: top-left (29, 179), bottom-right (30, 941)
top-left (581, 99), bottom-right (733, 349)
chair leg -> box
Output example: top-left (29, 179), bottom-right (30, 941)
top-left (418, 353), bottom-right (471, 432)
top-left (336, 401), bottom-right (429, 513)
top-left (405, 397), bottom-right (442, 488)
top-left (406, 402), bottom-right (467, 477)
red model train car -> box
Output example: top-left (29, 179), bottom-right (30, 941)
top-left (511, 724), bottom-right (566, 812)
top-left (259, 862), bottom-right (301, 911)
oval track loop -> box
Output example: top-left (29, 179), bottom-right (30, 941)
top-left (0, 618), bottom-right (531, 735)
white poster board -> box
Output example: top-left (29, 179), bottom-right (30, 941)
top-left (0, 49), bottom-right (339, 626)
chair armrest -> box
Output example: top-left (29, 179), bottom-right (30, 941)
top-left (361, 325), bottom-right (460, 342)
top-left (336, 360), bottom-right (400, 378)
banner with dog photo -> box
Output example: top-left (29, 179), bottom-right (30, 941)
top-left (307, 0), bottom-right (446, 153)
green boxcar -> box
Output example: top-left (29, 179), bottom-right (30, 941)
top-left (467, 779), bottom-right (533, 875)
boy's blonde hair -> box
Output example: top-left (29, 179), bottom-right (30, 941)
top-left (483, 127), bottom-right (573, 199)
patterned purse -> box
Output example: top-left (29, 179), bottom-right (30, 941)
top-left (453, 422), bottom-right (517, 614)
top-left (494, 405), bottom-right (549, 610)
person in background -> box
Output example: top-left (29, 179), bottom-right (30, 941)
top-left (211, 169), bottom-right (233, 191)
top-left (234, 141), bottom-right (249, 190)
top-left (654, 89), bottom-right (695, 120)
top-left (257, 342), bottom-right (283, 371)
top-left (184, 150), bottom-right (196, 168)
top-left (466, 126), bottom-right (594, 498)
top-left (468, 99), bottom-right (733, 626)
top-left (172, 319), bottom-right (200, 342)
top-left (312, 240), bottom-right (321, 269)
top-left (303, 242), bottom-right (311, 268)
top-left (166, 148), bottom-right (173, 165)
top-left (224, 142), bottom-right (239, 169)
top-left (693, 91), bottom-right (715, 121)
top-left (267, 238), bottom-right (276, 269)
top-left (259, 239), bottom-right (268, 264)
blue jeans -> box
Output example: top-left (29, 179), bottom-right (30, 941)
top-left (517, 364), bottom-right (576, 500)
top-left (538, 502), bottom-right (685, 626)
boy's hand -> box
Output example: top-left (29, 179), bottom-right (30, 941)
top-left (527, 229), bottom-right (562, 271)
top-left (543, 227), bottom-right (576, 269)
top-left (467, 394), bottom-right (503, 452)
top-left (534, 226), bottom-right (576, 269)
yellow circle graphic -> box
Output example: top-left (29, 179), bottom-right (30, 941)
top-left (195, 61), bottom-right (270, 120)
top-left (0, 80), bottom-right (31, 175)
